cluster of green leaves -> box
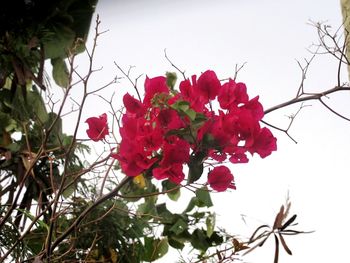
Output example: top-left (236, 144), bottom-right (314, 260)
top-left (0, 82), bottom-right (90, 260)
top-left (115, 176), bottom-right (226, 262)
top-left (44, 197), bottom-right (150, 263)
top-left (0, 0), bottom-right (98, 260)
top-left (0, 0), bottom-right (98, 90)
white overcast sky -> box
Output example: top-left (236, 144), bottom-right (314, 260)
top-left (71, 0), bottom-right (350, 262)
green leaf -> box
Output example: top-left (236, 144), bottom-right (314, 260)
top-left (0, 112), bottom-right (12, 131)
top-left (27, 85), bottom-right (49, 123)
top-left (5, 118), bottom-right (18, 132)
top-left (202, 133), bottom-right (216, 148)
top-left (44, 112), bottom-right (63, 146)
top-left (62, 177), bottom-right (75, 199)
top-left (120, 177), bottom-right (157, 202)
top-left (206, 213), bottom-right (216, 238)
top-left (23, 227), bottom-right (47, 254)
top-left (192, 113), bottom-right (207, 124)
top-left (67, 0), bottom-right (98, 41)
top-left (184, 108), bottom-right (196, 121)
top-left (113, 200), bottom-right (129, 217)
top-left (188, 152), bottom-right (206, 183)
top-left (51, 58), bottom-right (69, 88)
top-left (192, 212), bottom-right (206, 219)
top-left (169, 218), bottom-right (188, 235)
top-left (7, 142), bottom-right (20, 152)
top-left (168, 236), bottom-right (185, 250)
top-left (188, 161), bottom-right (203, 184)
top-left (137, 197), bottom-right (158, 219)
top-left (196, 187), bottom-right (213, 207)
top-left (191, 229), bottom-right (210, 252)
top-left (162, 180), bottom-right (181, 201)
top-left (183, 197), bottom-right (198, 213)
top-left (207, 231), bottom-right (224, 246)
top-left (171, 100), bottom-right (190, 112)
top-left (156, 203), bottom-right (174, 223)
top-left (142, 237), bottom-right (169, 262)
top-left (166, 71), bottom-right (177, 90)
top-left (17, 209), bottom-right (49, 231)
top-left (44, 25), bottom-right (75, 59)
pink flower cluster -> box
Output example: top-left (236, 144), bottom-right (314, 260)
top-left (86, 70), bottom-right (277, 192)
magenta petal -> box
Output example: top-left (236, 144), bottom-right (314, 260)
top-left (208, 166), bottom-right (235, 192)
top-left (85, 113), bottom-right (109, 141)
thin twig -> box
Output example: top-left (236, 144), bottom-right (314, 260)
top-left (164, 49), bottom-right (186, 79)
top-left (114, 62), bottom-right (142, 101)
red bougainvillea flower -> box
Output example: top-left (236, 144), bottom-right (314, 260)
top-left (113, 138), bottom-right (158, 177)
top-left (143, 76), bottom-right (169, 107)
top-left (159, 138), bottom-right (190, 167)
top-left (156, 108), bottom-right (185, 131)
top-left (196, 70), bottom-right (221, 102)
top-left (108, 70), bottom-right (278, 190)
top-left (208, 166), bottom-right (236, 192)
top-left (123, 93), bottom-right (146, 117)
top-left (242, 96), bottom-right (264, 121)
top-left (249, 127), bottom-right (277, 158)
top-left (86, 113), bottom-right (109, 142)
top-left (153, 163), bottom-right (185, 184)
top-left (179, 77), bottom-right (207, 113)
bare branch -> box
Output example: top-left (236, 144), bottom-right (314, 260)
top-left (164, 49), bottom-right (187, 79)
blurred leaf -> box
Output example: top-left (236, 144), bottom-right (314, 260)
top-left (206, 213), bottom-right (215, 238)
top-left (142, 237), bottom-right (169, 262)
top-left (188, 152), bottom-right (206, 183)
top-left (5, 118), bottom-right (18, 132)
top-left (168, 236), bottom-right (185, 250)
top-left (192, 113), bottom-right (207, 126)
top-left (51, 58), bottom-right (69, 88)
top-left (183, 197), bottom-right (197, 213)
top-left (192, 212), bottom-right (206, 219)
top-left (113, 200), bottom-right (129, 217)
top-left (188, 161), bottom-right (203, 184)
top-left (23, 227), bottom-right (47, 255)
top-left (27, 85), bottom-right (49, 123)
top-left (62, 177), bottom-right (75, 198)
top-left (169, 218), bottom-right (187, 235)
top-left (137, 198), bottom-right (158, 219)
top-left (191, 229), bottom-right (209, 252)
top-left (44, 112), bottom-right (63, 146)
top-left (156, 203), bottom-right (174, 224)
top-left (166, 72), bottom-right (177, 90)
top-left (44, 25), bottom-right (75, 59)
top-left (162, 180), bottom-right (180, 201)
top-left (196, 187), bottom-right (213, 207)
top-left (0, 112), bottom-right (12, 131)
top-left (7, 142), bottom-right (20, 152)
top-left (121, 177), bottom-right (157, 202)
top-left (184, 108), bottom-right (196, 121)
top-left (10, 84), bottom-right (48, 123)
top-left (171, 100), bottom-right (190, 112)
top-left (67, 0), bottom-right (99, 41)
top-left (17, 209), bottom-right (49, 231)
